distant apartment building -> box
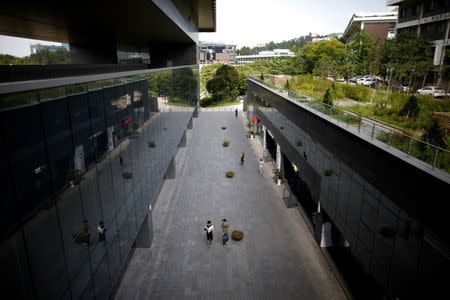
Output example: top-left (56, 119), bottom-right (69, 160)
top-left (29, 43), bottom-right (69, 54)
top-left (342, 11), bottom-right (398, 45)
top-left (235, 49), bottom-right (295, 64)
top-left (387, 0), bottom-right (450, 68)
top-left (311, 33), bottom-right (343, 42)
top-left (198, 42), bottom-right (237, 64)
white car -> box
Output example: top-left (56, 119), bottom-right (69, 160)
top-left (417, 86), bottom-right (446, 98)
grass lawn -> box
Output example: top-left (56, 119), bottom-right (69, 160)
top-left (200, 98), bottom-right (241, 108)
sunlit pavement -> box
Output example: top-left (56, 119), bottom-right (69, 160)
top-left (115, 111), bottom-right (346, 300)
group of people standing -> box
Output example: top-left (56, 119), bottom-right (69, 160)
top-left (204, 219), bottom-right (230, 247)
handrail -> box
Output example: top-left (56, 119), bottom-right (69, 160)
top-left (249, 76), bottom-right (450, 175)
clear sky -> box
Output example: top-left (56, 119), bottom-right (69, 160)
top-left (199, 0), bottom-right (392, 48)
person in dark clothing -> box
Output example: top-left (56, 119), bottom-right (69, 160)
top-left (240, 152), bottom-right (245, 165)
top-left (74, 220), bottom-right (90, 247)
top-left (204, 220), bottom-right (214, 247)
top-left (235, 108), bottom-right (238, 118)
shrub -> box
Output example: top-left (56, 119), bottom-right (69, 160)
top-left (272, 168), bottom-right (282, 179)
top-left (341, 84), bottom-right (370, 102)
top-left (297, 140), bottom-right (303, 147)
top-left (323, 88), bottom-right (334, 107)
top-left (221, 126), bottom-right (227, 130)
top-left (223, 140), bottom-right (230, 147)
top-left (225, 171), bottom-right (235, 178)
top-left (399, 95), bottom-right (420, 118)
top-left (148, 141), bottom-right (156, 148)
top-left (231, 230), bottom-right (244, 241)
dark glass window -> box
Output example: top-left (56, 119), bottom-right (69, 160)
top-left (96, 156), bottom-right (116, 224)
top-left (23, 207), bottom-right (68, 299)
top-left (0, 105), bottom-right (52, 215)
top-left (93, 256), bottom-right (111, 300)
top-left (0, 232), bottom-right (35, 299)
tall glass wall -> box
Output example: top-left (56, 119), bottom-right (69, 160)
top-left (247, 86), bottom-right (450, 299)
top-left (0, 66), bottom-right (198, 300)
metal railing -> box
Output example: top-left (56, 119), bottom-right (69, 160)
top-left (249, 76), bottom-right (450, 175)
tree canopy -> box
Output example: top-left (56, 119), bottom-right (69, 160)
top-left (206, 65), bottom-right (240, 100)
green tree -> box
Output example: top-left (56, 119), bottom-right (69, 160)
top-left (323, 88), bottom-right (334, 107)
top-left (200, 63), bottom-right (222, 94)
top-left (206, 65), bottom-right (240, 100)
top-left (260, 73), bottom-right (265, 80)
top-left (380, 33), bottom-right (433, 88)
top-left (239, 46), bottom-right (252, 55)
top-left (300, 40), bottom-right (347, 78)
top-left (346, 32), bottom-right (377, 78)
top-left (399, 95), bottom-right (420, 118)
top-left (422, 119), bottom-right (447, 149)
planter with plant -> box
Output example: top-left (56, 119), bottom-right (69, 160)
top-left (273, 168), bottom-right (283, 185)
top-left (223, 140), bottom-right (230, 147)
top-left (221, 126), bottom-right (227, 130)
top-left (69, 169), bottom-right (83, 187)
top-left (122, 171), bottom-right (133, 179)
top-left (148, 141), bottom-right (156, 148)
top-left (231, 230), bottom-right (244, 241)
top-left (296, 140), bottom-right (303, 147)
top-left (225, 171), bottom-right (235, 178)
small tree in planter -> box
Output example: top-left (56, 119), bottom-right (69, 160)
top-left (231, 230), bottom-right (244, 241)
top-left (148, 141), bottom-right (156, 148)
top-left (221, 126), bottom-right (227, 130)
top-left (69, 169), bottom-right (83, 187)
top-left (249, 128), bottom-right (256, 139)
top-left (272, 168), bottom-right (282, 185)
top-left (225, 171), bottom-right (235, 178)
top-left (223, 140), bottom-right (230, 147)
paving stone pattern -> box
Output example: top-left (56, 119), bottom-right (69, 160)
top-left (115, 112), bottom-right (346, 300)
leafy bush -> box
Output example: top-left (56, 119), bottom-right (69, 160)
top-left (399, 95), bottom-right (420, 118)
top-left (272, 168), bottom-right (283, 179)
top-left (341, 84), bottom-right (370, 102)
top-left (223, 140), bottom-right (230, 147)
top-left (323, 88), bottom-right (334, 107)
top-left (231, 230), bottom-right (244, 241)
top-left (148, 141), bottom-right (156, 148)
top-left (225, 171), bottom-right (235, 178)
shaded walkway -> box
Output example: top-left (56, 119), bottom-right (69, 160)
top-left (115, 112), bottom-right (346, 300)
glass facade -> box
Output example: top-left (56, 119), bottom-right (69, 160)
top-left (0, 66), bottom-right (198, 299)
top-left (247, 81), bottom-right (450, 299)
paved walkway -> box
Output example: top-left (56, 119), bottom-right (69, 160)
top-left (115, 112), bottom-right (346, 300)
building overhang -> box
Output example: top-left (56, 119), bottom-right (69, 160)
top-left (197, 0), bottom-right (216, 32)
top-left (387, 0), bottom-right (405, 5)
top-left (342, 12), bottom-right (398, 41)
top-left (0, 0), bottom-right (215, 47)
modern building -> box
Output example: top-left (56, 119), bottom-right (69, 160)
top-left (342, 11), bottom-right (398, 44)
top-left (30, 43), bottom-right (70, 54)
top-left (387, 0), bottom-right (450, 70)
top-left (235, 49), bottom-right (295, 64)
top-left (0, 1), bottom-right (215, 299)
top-left (246, 77), bottom-right (450, 299)
top-left (198, 42), bottom-right (237, 64)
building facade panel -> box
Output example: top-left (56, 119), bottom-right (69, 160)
top-left (247, 78), bottom-right (450, 298)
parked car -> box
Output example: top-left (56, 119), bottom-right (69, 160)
top-left (392, 83), bottom-right (411, 93)
top-left (417, 86), bottom-right (446, 98)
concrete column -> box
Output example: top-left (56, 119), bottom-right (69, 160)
top-left (133, 213), bottom-right (153, 248)
top-left (276, 143), bottom-right (282, 171)
top-left (164, 157), bottom-right (176, 179)
top-left (262, 125), bottom-right (267, 150)
top-left (178, 130), bottom-right (187, 148)
top-left (69, 42), bottom-right (118, 64)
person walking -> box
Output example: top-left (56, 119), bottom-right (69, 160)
top-left (235, 108), bottom-right (238, 118)
top-left (204, 220), bottom-right (214, 247)
top-left (98, 221), bottom-right (106, 242)
top-left (240, 152), bottom-right (245, 165)
top-left (221, 219), bottom-right (229, 246)
top-left (259, 158), bottom-right (264, 174)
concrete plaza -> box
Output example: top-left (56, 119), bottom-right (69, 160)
top-left (115, 111), bottom-right (346, 300)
